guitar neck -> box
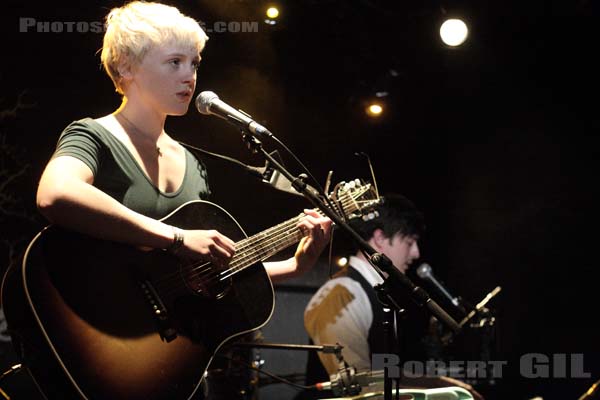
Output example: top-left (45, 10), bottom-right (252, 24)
top-left (227, 214), bottom-right (305, 275)
top-left (223, 183), bottom-right (371, 278)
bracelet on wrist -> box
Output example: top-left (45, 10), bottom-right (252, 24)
top-left (165, 226), bottom-right (185, 254)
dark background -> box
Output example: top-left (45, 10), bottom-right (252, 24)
top-left (1, 1), bottom-right (599, 399)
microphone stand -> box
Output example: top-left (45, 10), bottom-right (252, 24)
top-left (231, 341), bottom-right (367, 396)
top-left (232, 341), bottom-right (344, 358)
top-left (239, 132), bottom-right (461, 400)
top-left (376, 295), bottom-right (401, 400)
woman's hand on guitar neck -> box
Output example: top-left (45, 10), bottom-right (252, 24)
top-left (294, 209), bottom-right (333, 273)
top-left (175, 229), bottom-right (236, 265)
top-left (265, 210), bottom-right (332, 282)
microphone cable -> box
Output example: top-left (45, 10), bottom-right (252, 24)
top-left (268, 135), bottom-right (341, 218)
top-left (214, 354), bottom-right (314, 391)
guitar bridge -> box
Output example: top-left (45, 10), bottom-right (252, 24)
top-left (139, 280), bottom-right (177, 342)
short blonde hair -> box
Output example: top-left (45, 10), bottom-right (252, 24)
top-left (100, 1), bottom-right (208, 94)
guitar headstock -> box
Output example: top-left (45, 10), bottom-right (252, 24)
top-left (330, 179), bottom-right (381, 221)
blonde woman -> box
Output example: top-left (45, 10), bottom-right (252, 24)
top-left (12, 2), bottom-right (331, 399)
top-left (38, 1), bottom-right (331, 278)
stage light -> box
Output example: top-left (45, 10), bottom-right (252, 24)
top-left (366, 103), bottom-right (383, 117)
top-left (266, 7), bottom-right (280, 19)
top-left (439, 18), bottom-right (469, 47)
top-left (337, 257), bottom-right (348, 267)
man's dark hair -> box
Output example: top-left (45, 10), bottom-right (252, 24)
top-left (349, 193), bottom-right (425, 242)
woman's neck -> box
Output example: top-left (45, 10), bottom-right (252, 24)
top-left (114, 98), bottom-right (166, 141)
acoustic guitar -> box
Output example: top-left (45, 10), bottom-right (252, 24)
top-left (1, 181), bottom-right (377, 400)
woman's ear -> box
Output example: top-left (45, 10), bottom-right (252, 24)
top-left (115, 61), bottom-right (135, 94)
top-left (117, 61), bottom-right (134, 83)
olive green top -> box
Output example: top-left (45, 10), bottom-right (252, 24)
top-left (53, 118), bottom-right (210, 219)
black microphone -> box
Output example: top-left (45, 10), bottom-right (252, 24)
top-left (416, 263), bottom-right (462, 309)
top-left (195, 91), bottom-right (273, 138)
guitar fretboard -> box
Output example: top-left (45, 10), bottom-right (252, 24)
top-left (219, 186), bottom-right (370, 280)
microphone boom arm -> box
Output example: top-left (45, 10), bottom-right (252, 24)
top-left (241, 131), bottom-right (461, 334)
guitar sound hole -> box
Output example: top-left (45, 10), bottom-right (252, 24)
top-left (181, 261), bottom-right (231, 299)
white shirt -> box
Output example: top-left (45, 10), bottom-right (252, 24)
top-left (304, 256), bottom-right (384, 375)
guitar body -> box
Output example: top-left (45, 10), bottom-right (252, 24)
top-left (1, 200), bottom-right (274, 400)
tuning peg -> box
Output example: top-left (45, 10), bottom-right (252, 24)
top-left (362, 210), bottom-right (380, 221)
top-left (324, 170), bottom-right (333, 194)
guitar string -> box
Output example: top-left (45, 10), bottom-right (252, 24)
top-left (217, 228), bottom-right (304, 280)
top-left (184, 218), bottom-right (302, 281)
top-left (157, 197), bottom-right (367, 298)
top-left (176, 203), bottom-right (372, 296)
top-left (157, 222), bottom-right (303, 296)
top-left (155, 207), bottom-right (335, 289)
top-left (176, 228), bottom-right (303, 295)
top-left (157, 217), bottom-right (305, 297)
top-left (206, 191), bottom-right (363, 278)
top-left (155, 215), bottom-right (302, 288)
top-left (156, 195), bottom-right (365, 297)
top-left (155, 194), bottom-right (367, 296)
top-left (156, 195), bottom-right (367, 297)
top-left (174, 193), bottom-right (362, 283)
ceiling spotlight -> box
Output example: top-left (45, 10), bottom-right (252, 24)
top-left (439, 18), bottom-right (469, 47)
top-left (366, 103), bottom-right (383, 117)
top-left (266, 7), bottom-right (280, 19)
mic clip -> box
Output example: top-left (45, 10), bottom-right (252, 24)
top-left (251, 150), bottom-right (305, 198)
top-left (330, 362), bottom-right (361, 396)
